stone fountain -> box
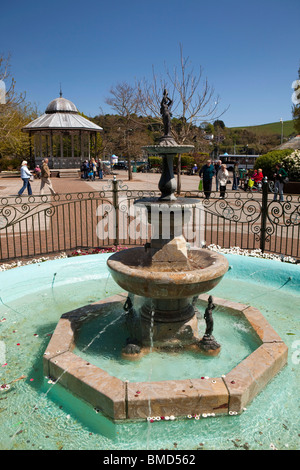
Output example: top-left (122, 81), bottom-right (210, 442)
top-left (107, 89), bottom-right (228, 356)
top-left (42, 90), bottom-right (288, 422)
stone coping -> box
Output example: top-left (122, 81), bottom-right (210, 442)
top-left (43, 293), bottom-right (288, 422)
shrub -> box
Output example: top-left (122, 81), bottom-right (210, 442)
top-left (148, 156), bottom-right (162, 168)
top-left (174, 154), bottom-right (195, 170)
top-left (254, 149), bottom-right (294, 179)
top-left (0, 156), bottom-right (23, 171)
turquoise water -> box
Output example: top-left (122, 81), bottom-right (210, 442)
top-left (74, 306), bottom-right (260, 382)
top-left (0, 253), bottom-right (299, 450)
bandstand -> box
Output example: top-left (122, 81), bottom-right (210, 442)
top-left (22, 94), bottom-right (103, 169)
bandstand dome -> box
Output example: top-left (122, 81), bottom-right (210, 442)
top-left (22, 94), bottom-right (103, 169)
top-left (45, 97), bottom-right (78, 114)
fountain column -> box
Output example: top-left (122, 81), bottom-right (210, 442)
top-left (107, 89), bottom-right (229, 354)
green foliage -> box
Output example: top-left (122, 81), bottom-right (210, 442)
top-left (148, 156), bottom-right (162, 168)
top-left (204, 123), bottom-right (214, 134)
top-left (213, 120), bottom-right (225, 129)
top-left (174, 153), bottom-right (194, 169)
top-left (0, 156), bottom-right (22, 171)
top-left (254, 149), bottom-right (294, 179)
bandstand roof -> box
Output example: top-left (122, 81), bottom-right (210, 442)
top-left (22, 96), bottom-right (103, 133)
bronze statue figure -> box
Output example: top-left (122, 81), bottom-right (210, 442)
top-left (198, 295), bottom-right (220, 352)
top-left (160, 89), bottom-right (173, 137)
top-left (204, 295), bottom-right (215, 336)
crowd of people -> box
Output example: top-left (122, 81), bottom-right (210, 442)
top-left (198, 159), bottom-right (289, 201)
top-left (16, 156), bottom-right (289, 202)
top-left (80, 158), bottom-right (105, 180)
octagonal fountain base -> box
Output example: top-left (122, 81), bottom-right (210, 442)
top-left (43, 293), bottom-right (288, 422)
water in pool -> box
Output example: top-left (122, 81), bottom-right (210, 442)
top-left (0, 253), bottom-right (299, 450)
top-left (73, 305), bottom-right (260, 382)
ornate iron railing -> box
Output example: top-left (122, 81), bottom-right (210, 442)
top-left (0, 179), bottom-right (299, 261)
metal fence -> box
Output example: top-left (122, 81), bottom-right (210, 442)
top-left (0, 178), bottom-right (299, 261)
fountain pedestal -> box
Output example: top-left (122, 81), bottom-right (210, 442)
top-left (107, 100), bottom-right (228, 355)
top-left (139, 235), bottom-right (199, 348)
top-left (107, 156), bottom-right (228, 355)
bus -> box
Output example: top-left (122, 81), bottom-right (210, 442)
top-left (219, 154), bottom-right (260, 171)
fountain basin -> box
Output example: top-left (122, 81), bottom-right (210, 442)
top-left (107, 248), bottom-right (229, 300)
top-left (0, 253), bottom-right (297, 450)
top-left (43, 294), bottom-right (288, 421)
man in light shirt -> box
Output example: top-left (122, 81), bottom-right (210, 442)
top-left (18, 161), bottom-right (33, 196)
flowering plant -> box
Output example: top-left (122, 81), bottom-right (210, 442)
top-left (282, 150), bottom-right (300, 181)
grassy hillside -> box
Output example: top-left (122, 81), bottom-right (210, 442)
top-left (230, 120), bottom-right (295, 137)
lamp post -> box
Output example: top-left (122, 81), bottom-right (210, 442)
top-left (280, 118), bottom-right (283, 145)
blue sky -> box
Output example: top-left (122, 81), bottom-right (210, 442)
top-left (1, 0), bottom-right (299, 127)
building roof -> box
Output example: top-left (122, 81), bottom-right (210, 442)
top-left (22, 96), bottom-right (103, 133)
top-left (276, 135), bottom-right (300, 150)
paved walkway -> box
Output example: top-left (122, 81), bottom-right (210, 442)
top-left (0, 170), bottom-right (275, 200)
top-left (0, 171), bottom-right (299, 261)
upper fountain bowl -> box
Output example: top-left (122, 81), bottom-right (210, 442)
top-left (142, 140), bottom-right (194, 155)
top-left (107, 247), bottom-right (229, 299)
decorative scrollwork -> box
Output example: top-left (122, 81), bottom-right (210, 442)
top-left (252, 224), bottom-right (262, 242)
top-left (0, 188), bottom-right (299, 260)
top-left (44, 206), bottom-right (56, 218)
top-left (268, 200), bottom-right (300, 227)
top-left (202, 196), bottom-right (261, 224)
top-left (117, 180), bottom-right (129, 191)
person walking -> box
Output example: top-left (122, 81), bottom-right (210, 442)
top-left (214, 160), bottom-right (222, 191)
top-left (199, 159), bottom-right (215, 199)
top-left (232, 163), bottom-right (240, 190)
top-left (217, 164), bottom-right (229, 198)
top-left (18, 161), bottom-right (33, 196)
top-left (40, 158), bottom-right (56, 195)
top-left (273, 163), bottom-right (288, 202)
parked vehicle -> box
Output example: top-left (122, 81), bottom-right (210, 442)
top-left (113, 162), bottom-right (128, 170)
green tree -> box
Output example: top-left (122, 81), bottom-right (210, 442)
top-left (213, 120), bottom-right (225, 129)
top-left (0, 54), bottom-right (38, 169)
